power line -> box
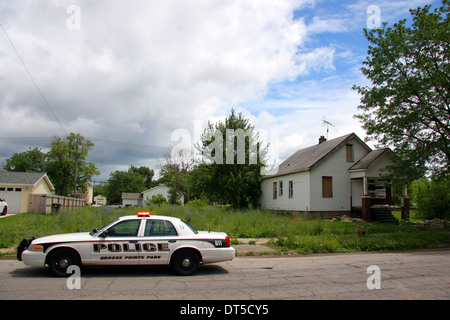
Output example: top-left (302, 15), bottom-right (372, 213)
top-left (0, 136), bottom-right (168, 150)
top-left (0, 24), bottom-right (67, 134)
top-left (87, 137), bottom-right (168, 150)
top-left (0, 25), bottom-right (170, 153)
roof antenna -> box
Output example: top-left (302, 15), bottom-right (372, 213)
top-left (322, 116), bottom-right (335, 140)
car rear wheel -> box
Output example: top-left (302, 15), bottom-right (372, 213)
top-left (171, 249), bottom-right (200, 276)
top-left (48, 248), bottom-right (81, 277)
top-left (1, 207), bottom-right (6, 216)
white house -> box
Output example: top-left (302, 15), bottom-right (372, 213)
top-left (260, 133), bottom-right (397, 220)
top-left (142, 185), bottom-right (184, 205)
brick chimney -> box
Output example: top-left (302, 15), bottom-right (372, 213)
top-left (319, 136), bottom-right (327, 144)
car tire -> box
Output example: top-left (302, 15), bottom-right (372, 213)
top-left (171, 249), bottom-right (200, 276)
top-left (1, 207), bottom-right (6, 216)
top-left (48, 248), bottom-right (81, 277)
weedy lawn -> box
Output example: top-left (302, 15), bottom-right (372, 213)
top-left (0, 205), bottom-right (448, 255)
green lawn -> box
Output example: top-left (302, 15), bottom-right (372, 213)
top-left (1, 205), bottom-right (448, 255)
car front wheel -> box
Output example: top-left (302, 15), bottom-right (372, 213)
top-left (48, 248), bottom-right (81, 277)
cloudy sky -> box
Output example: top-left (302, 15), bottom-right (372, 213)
top-left (0, 0), bottom-right (440, 181)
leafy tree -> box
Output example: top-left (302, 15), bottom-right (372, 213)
top-left (3, 147), bottom-right (47, 172)
top-left (46, 133), bottom-right (99, 196)
top-left (106, 169), bottom-right (147, 204)
top-left (159, 147), bottom-right (193, 205)
top-left (129, 165), bottom-right (156, 189)
top-left (194, 109), bottom-right (267, 208)
top-left (353, 1), bottom-right (449, 181)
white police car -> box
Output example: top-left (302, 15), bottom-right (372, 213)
top-left (17, 212), bottom-right (235, 276)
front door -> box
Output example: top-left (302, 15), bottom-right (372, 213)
top-left (91, 219), bottom-right (142, 265)
top-left (351, 179), bottom-right (363, 208)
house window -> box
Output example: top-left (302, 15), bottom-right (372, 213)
top-left (273, 182), bottom-right (277, 199)
top-left (279, 181), bottom-right (283, 196)
top-left (346, 144), bottom-right (354, 162)
top-left (322, 176), bottom-right (333, 198)
top-left (288, 181), bottom-right (293, 198)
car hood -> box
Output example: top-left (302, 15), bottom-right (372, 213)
top-left (32, 232), bottom-right (94, 244)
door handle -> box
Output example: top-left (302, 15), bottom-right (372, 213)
top-left (129, 240), bottom-right (138, 243)
top-left (168, 240), bottom-right (177, 243)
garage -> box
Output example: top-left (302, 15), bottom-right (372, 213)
top-left (0, 170), bottom-right (55, 214)
top-left (0, 187), bottom-right (23, 214)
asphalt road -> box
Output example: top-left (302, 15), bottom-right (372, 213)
top-left (1, 249), bottom-right (449, 300)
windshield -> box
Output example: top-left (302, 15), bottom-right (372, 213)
top-left (89, 219), bottom-right (120, 235)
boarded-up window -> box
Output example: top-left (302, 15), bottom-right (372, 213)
top-left (346, 144), bottom-right (354, 162)
top-left (273, 182), bottom-right (277, 199)
top-left (322, 176), bottom-right (333, 198)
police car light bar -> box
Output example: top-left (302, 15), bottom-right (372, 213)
top-left (137, 212), bottom-right (151, 217)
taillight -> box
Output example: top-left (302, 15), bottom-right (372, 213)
top-left (225, 236), bottom-right (230, 247)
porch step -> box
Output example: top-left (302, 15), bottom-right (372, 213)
top-left (371, 207), bottom-right (398, 223)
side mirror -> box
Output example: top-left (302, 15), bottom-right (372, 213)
top-left (98, 230), bottom-right (108, 238)
top-left (91, 228), bottom-right (99, 234)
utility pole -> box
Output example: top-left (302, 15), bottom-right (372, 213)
top-left (73, 136), bottom-right (80, 198)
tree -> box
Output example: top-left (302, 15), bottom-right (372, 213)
top-left (353, 1), bottom-right (449, 181)
top-left (194, 109), bottom-right (267, 208)
top-left (159, 146), bottom-right (193, 205)
top-left (106, 169), bottom-right (147, 204)
top-left (46, 133), bottom-right (99, 196)
top-left (129, 165), bottom-right (156, 189)
top-left (410, 176), bottom-right (450, 219)
top-left (3, 148), bottom-right (46, 172)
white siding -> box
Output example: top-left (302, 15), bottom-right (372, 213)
top-left (260, 171), bottom-right (311, 211)
top-left (310, 137), bottom-right (369, 211)
top-left (142, 186), bottom-right (170, 202)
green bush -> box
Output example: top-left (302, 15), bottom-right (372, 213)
top-left (145, 194), bottom-right (167, 207)
top-left (411, 176), bottom-right (450, 219)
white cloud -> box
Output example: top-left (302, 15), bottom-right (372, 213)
top-left (0, 0), bottom-right (323, 179)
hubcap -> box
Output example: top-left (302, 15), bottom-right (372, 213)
top-left (181, 258), bottom-right (191, 268)
top-left (59, 259), bottom-right (69, 269)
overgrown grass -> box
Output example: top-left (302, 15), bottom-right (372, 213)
top-left (1, 205), bottom-right (449, 255)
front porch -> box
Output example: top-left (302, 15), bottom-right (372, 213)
top-left (350, 177), bottom-right (410, 222)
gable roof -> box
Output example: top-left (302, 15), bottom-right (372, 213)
top-left (264, 133), bottom-right (371, 178)
top-left (349, 148), bottom-right (394, 171)
top-left (142, 184), bottom-right (169, 194)
top-left (0, 171), bottom-right (55, 190)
